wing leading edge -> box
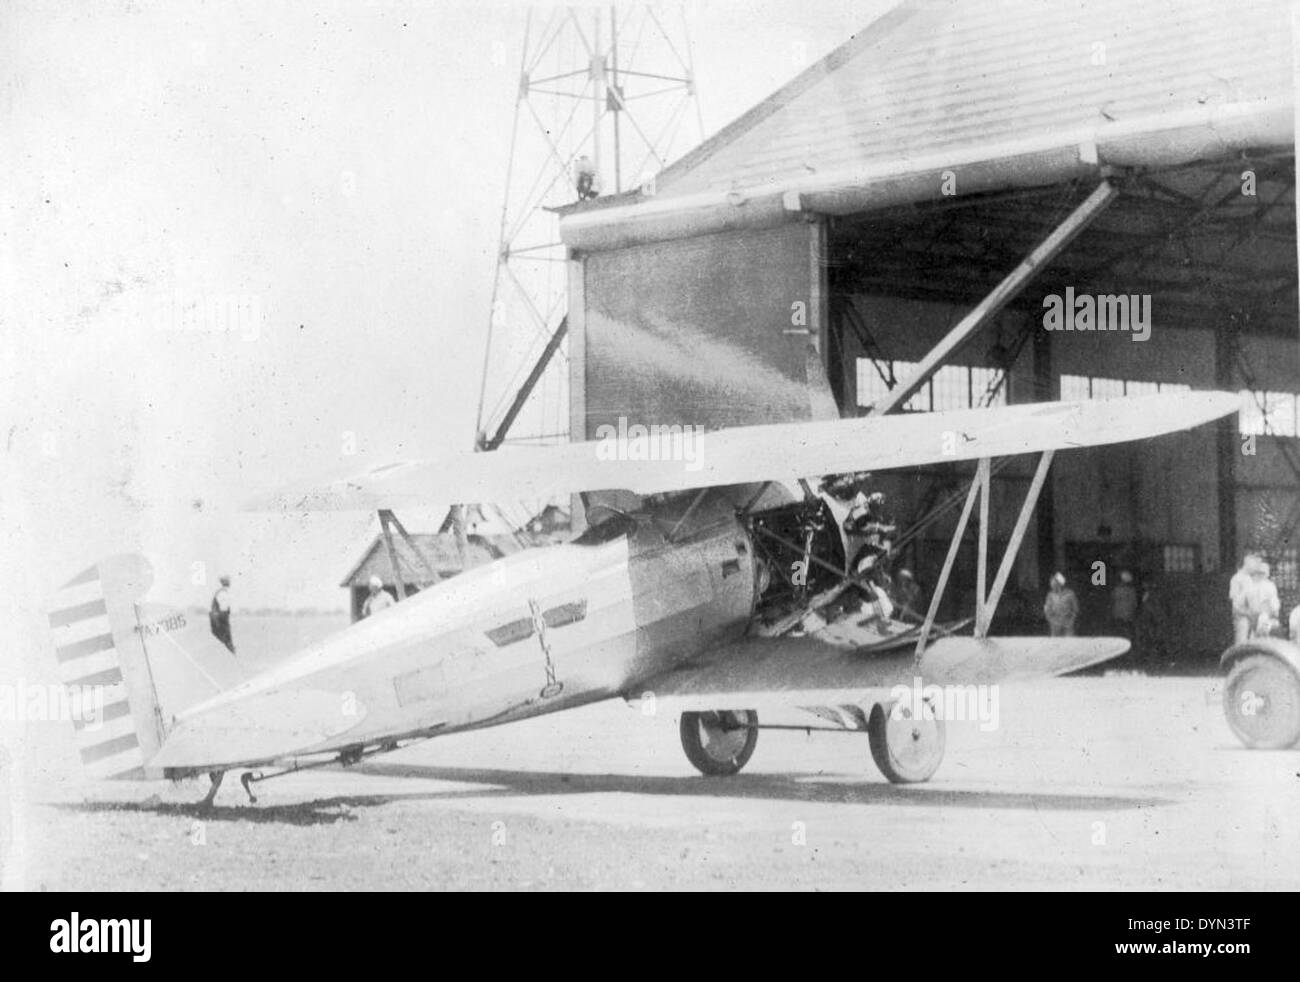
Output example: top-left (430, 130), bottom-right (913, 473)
top-left (245, 391), bottom-right (1239, 512)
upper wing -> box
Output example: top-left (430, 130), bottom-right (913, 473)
top-left (631, 633), bottom-right (1129, 714)
top-left (246, 391), bottom-right (1238, 511)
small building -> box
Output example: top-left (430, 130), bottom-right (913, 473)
top-left (339, 503), bottom-right (572, 621)
top-left (339, 532), bottom-right (520, 622)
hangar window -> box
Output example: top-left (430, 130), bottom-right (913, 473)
top-left (1239, 390), bottom-right (1298, 437)
top-left (1162, 544), bottom-right (1199, 574)
top-left (1091, 376), bottom-right (1125, 400)
top-left (1060, 374), bottom-right (1194, 401)
top-left (969, 367), bottom-right (1008, 407)
top-left (931, 366), bottom-right (968, 411)
top-left (1059, 374), bottom-right (1091, 402)
top-left (857, 359), bottom-right (925, 410)
top-left (1272, 550), bottom-right (1298, 593)
top-left (856, 359), bottom-right (1006, 411)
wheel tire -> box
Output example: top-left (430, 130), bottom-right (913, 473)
top-left (680, 710), bottom-right (758, 776)
top-left (1223, 653), bottom-right (1300, 749)
top-left (868, 700), bottom-right (946, 783)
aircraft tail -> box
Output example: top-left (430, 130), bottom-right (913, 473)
top-left (47, 554), bottom-right (243, 780)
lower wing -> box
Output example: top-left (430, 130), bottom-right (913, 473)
top-left (630, 634), bottom-right (1128, 714)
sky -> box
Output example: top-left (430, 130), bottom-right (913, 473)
top-left (2, 0), bottom-right (896, 618)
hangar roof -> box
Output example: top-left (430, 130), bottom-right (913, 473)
top-left (560, 0), bottom-right (1295, 254)
top-left (657, 0), bottom-right (1293, 198)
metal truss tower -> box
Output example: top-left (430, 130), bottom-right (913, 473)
top-left (474, 3), bottom-right (704, 458)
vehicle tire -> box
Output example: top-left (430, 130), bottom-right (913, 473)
top-left (1223, 652), bottom-right (1300, 749)
top-left (868, 700), bottom-right (945, 783)
top-left (680, 710), bottom-right (758, 776)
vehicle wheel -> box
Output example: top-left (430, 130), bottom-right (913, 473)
top-left (868, 700), bottom-right (945, 783)
top-left (680, 710), bottom-right (758, 776)
top-left (1223, 653), bottom-right (1300, 749)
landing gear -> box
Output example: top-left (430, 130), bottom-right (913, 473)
top-left (680, 710), bottom-right (758, 776)
top-left (868, 700), bottom-right (945, 783)
top-left (200, 770), bottom-right (225, 807)
top-left (1223, 649), bottom-right (1300, 749)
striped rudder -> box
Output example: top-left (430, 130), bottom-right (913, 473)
top-left (48, 560), bottom-right (154, 779)
top-left (48, 554), bottom-right (246, 781)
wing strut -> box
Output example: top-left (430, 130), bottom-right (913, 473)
top-left (378, 509), bottom-right (441, 600)
top-left (915, 451), bottom-right (1055, 657)
top-left (871, 181), bottom-right (1118, 415)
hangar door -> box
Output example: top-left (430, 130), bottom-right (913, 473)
top-left (570, 221), bottom-right (830, 438)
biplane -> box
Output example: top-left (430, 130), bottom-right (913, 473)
top-left (47, 391), bottom-right (1239, 804)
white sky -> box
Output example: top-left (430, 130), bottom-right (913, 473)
top-left (2, 0), bottom-right (894, 615)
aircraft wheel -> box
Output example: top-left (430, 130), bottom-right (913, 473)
top-left (868, 700), bottom-right (945, 783)
top-left (680, 710), bottom-right (758, 776)
top-left (1223, 653), bottom-right (1300, 749)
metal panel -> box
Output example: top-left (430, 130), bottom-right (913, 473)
top-left (580, 223), bottom-right (825, 434)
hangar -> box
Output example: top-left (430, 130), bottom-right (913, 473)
top-left (556, 0), bottom-right (1300, 662)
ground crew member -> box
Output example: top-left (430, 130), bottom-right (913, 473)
top-left (362, 575), bottom-right (396, 618)
top-left (209, 574), bottom-right (234, 653)
top-left (1245, 560), bottom-right (1281, 639)
top-left (1289, 604), bottom-right (1300, 643)
top-left (1229, 553), bottom-right (1261, 644)
top-left (1110, 569), bottom-right (1138, 640)
top-left (894, 568), bottom-right (924, 622)
top-left (1043, 572), bottom-right (1079, 637)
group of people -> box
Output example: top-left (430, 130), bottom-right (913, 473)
top-left (204, 572), bottom-right (400, 655)
top-left (1041, 569), bottom-right (1138, 638)
top-left (1045, 553), bottom-right (1300, 646)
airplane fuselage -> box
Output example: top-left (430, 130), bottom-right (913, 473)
top-left (152, 505), bottom-right (759, 772)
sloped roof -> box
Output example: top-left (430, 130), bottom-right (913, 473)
top-left (339, 533), bottom-right (522, 587)
top-left (661, 0), bottom-right (1293, 197)
top-left (560, 0), bottom-right (1294, 251)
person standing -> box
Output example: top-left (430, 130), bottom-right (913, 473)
top-left (1110, 569), bottom-right (1139, 640)
top-left (1289, 603), bottom-right (1300, 643)
top-left (1043, 572), bottom-right (1079, 637)
top-left (574, 156), bottom-right (601, 201)
top-left (1229, 553), bottom-right (1261, 644)
top-left (1245, 560), bottom-right (1281, 638)
top-left (209, 574), bottom-right (235, 654)
top-left (362, 575), bottom-right (396, 618)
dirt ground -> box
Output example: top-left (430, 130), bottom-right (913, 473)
top-left (8, 666), bottom-right (1299, 891)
